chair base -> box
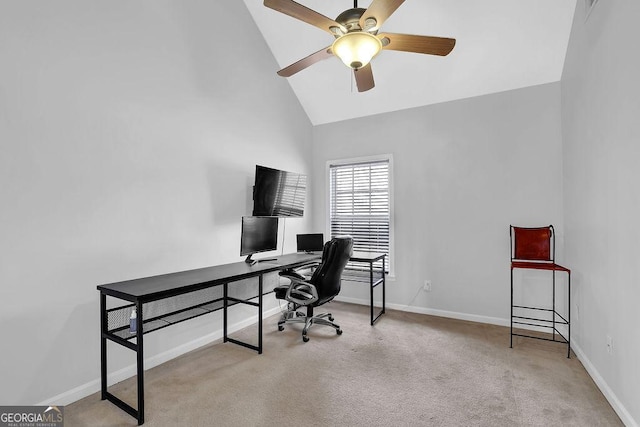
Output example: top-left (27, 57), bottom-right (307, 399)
top-left (278, 302), bottom-right (342, 342)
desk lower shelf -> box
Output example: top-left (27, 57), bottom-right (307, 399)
top-left (105, 293), bottom-right (267, 341)
top-left (106, 298), bottom-right (224, 340)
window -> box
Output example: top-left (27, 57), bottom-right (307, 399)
top-left (328, 156), bottom-right (393, 273)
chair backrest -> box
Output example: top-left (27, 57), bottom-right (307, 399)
top-left (309, 236), bottom-right (353, 303)
top-left (511, 225), bottom-right (554, 262)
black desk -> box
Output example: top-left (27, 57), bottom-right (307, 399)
top-left (296, 251), bottom-right (387, 324)
top-left (98, 252), bottom-right (320, 425)
top-left (345, 252), bottom-right (387, 325)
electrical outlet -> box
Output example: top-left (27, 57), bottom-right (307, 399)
top-left (423, 280), bottom-right (432, 292)
top-left (606, 335), bottom-right (613, 354)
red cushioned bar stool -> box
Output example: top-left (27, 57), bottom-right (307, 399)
top-left (510, 225), bottom-right (571, 358)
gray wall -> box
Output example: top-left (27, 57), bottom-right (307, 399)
top-left (561, 0), bottom-right (640, 424)
top-left (0, 1), bottom-right (312, 405)
top-left (311, 83), bottom-right (564, 324)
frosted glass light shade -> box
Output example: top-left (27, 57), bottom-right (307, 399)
top-left (332, 32), bottom-right (382, 70)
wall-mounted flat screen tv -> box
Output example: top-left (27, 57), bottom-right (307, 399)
top-left (252, 165), bottom-right (306, 217)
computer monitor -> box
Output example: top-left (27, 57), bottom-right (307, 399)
top-left (240, 216), bottom-right (279, 263)
top-left (296, 233), bottom-right (324, 253)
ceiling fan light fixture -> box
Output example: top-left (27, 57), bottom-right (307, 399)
top-left (331, 32), bottom-right (382, 70)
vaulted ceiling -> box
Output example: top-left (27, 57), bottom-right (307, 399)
top-left (243, 0), bottom-right (576, 125)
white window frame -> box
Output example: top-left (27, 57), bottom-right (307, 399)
top-left (325, 154), bottom-right (395, 277)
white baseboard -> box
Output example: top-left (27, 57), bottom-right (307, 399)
top-left (570, 342), bottom-right (638, 427)
top-left (335, 295), bottom-right (510, 327)
top-left (37, 306), bottom-right (283, 407)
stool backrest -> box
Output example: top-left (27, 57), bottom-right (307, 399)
top-left (511, 225), bottom-right (554, 262)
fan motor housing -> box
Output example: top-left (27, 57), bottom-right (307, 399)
top-left (335, 8), bottom-right (366, 32)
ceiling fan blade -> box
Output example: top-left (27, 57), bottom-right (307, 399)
top-left (359, 0), bottom-right (406, 31)
top-left (277, 46), bottom-right (334, 77)
top-left (264, 0), bottom-right (345, 35)
top-left (378, 32), bottom-right (456, 56)
top-left (354, 64), bottom-right (375, 92)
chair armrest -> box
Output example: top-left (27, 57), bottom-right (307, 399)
top-left (279, 262), bottom-right (320, 280)
top-left (281, 275), bottom-right (319, 306)
top-left (279, 269), bottom-right (308, 282)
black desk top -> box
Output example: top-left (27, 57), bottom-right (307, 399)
top-left (350, 252), bottom-right (386, 262)
top-left (97, 252), bottom-right (321, 302)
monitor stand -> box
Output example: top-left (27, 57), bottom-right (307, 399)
top-left (245, 254), bottom-right (277, 265)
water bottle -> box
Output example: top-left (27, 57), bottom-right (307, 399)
top-left (130, 308), bottom-right (137, 334)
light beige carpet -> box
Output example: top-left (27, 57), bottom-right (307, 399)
top-left (66, 302), bottom-right (622, 426)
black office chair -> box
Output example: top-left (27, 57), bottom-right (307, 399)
top-left (274, 236), bottom-right (353, 342)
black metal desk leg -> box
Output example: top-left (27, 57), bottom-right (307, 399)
top-left (258, 275), bottom-right (263, 354)
top-left (100, 293), bottom-right (107, 400)
top-left (136, 301), bottom-right (144, 425)
top-left (223, 283), bottom-right (228, 343)
top-left (369, 262), bottom-right (374, 325)
top-left (382, 256), bottom-right (386, 316)
top-left (567, 272), bottom-right (571, 359)
top-left (368, 255), bottom-right (387, 325)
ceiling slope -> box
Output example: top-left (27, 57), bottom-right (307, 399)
top-left (244, 0), bottom-right (576, 125)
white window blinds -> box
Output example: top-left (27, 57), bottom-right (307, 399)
top-left (329, 159), bottom-right (390, 270)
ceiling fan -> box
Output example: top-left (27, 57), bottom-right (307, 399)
top-left (263, 0), bottom-right (456, 92)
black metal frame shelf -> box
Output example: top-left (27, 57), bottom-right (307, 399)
top-left (511, 305), bottom-right (570, 344)
top-left (105, 297), bottom-right (231, 340)
top-left (344, 252), bottom-right (386, 325)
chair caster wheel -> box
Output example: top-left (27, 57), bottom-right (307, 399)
top-left (303, 335), bottom-right (309, 342)
top-left (278, 325), bottom-right (284, 331)
top-left (337, 329), bottom-right (343, 335)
